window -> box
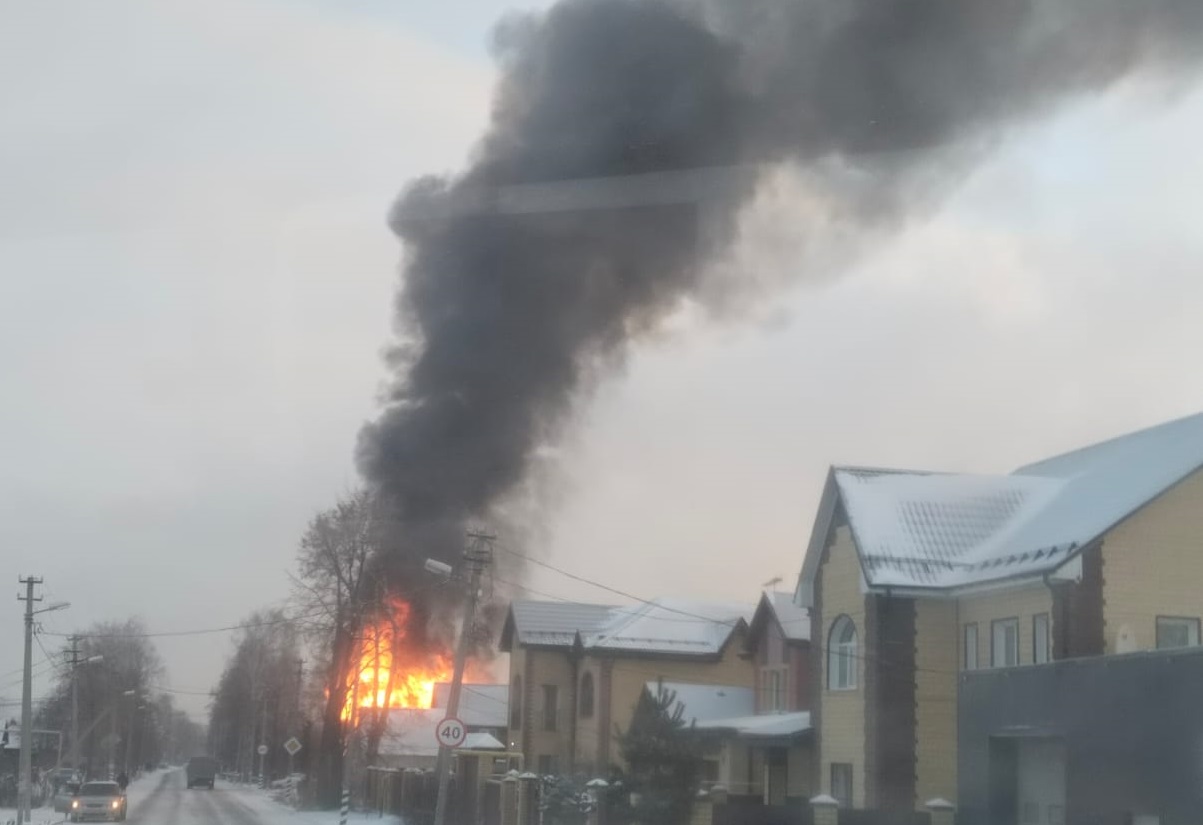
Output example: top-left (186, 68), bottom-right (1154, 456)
top-left (510, 675), bottom-right (522, 729)
top-left (830, 763), bottom-right (852, 808)
top-left (1156, 616), bottom-right (1201, 649)
top-left (1033, 613), bottom-right (1050, 664)
top-left (827, 615), bottom-right (858, 690)
top-left (579, 671), bottom-right (595, 719)
top-left (991, 618), bottom-right (1019, 668)
top-left (963, 623), bottom-right (979, 671)
top-left (536, 754), bottom-right (556, 776)
top-left (542, 684), bottom-right (559, 731)
top-left (761, 666), bottom-right (787, 711)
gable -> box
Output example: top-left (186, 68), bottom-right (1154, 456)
top-left (796, 412), bottom-right (1203, 597)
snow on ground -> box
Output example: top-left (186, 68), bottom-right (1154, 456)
top-left (219, 783), bottom-right (404, 825)
top-left (0, 768), bottom-right (168, 825)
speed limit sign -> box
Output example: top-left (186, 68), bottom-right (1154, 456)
top-left (435, 716), bottom-right (467, 749)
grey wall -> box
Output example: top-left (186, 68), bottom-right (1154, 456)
top-left (958, 647), bottom-right (1203, 825)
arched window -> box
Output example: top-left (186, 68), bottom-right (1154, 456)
top-left (510, 675), bottom-right (522, 729)
top-left (579, 671), bottom-right (595, 719)
top-left (827, 615), bottom-right (858, 690)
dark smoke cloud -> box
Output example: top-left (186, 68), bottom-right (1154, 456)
top-left (357, 0), bottom-right (1202, 586)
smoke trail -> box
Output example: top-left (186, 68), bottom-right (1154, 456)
top-left (357, 0), bottom-right (1202, 579)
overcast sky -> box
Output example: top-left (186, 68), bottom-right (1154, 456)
top-left (3, 0), bottom-right (1203, 721)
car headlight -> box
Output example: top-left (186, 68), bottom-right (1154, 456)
top-left (72, 800), bottom-right (80, 808)
top-left (111, 799), bottom-right (121, 809)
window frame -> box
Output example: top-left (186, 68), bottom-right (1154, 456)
top-left (1155, 615), bottom-right (1201, 650)
top-left (541, 684), bottom-right (559, 731)
top-left (578, 671), bottom-right (595, 719)
top-left (827, 615), bottom-right (858, 691)
top-left (991, 617), bottom-right (1020, 668)
top-left (1032, 613), bottom-right (1050, 664)
top-left (830, 762), bottom-right (852, 808)
top-left (963, 623), bottom-right (979, 671)
top-left (760, 665), bottom-right (788, 712)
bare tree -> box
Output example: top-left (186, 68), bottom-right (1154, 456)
top-left (293, 488), bottom-right (383, 808)
top-left (208, 609), bottom-right (303, 780)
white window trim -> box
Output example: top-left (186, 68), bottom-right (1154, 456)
top-left (1156, 615), bottom-right (1201, 649)
top-left (964, 623), bottom-right (979, 671)
top-left (827, 615), bottom-right (858, 691)
top-left (991, 617), bottom-right (1019, 668)
top-left (1033, 613), bottom-right (1050, 664)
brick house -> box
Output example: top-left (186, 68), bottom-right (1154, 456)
top-left (692, 591), bottom-right (814, 804)
top-left (498, 598), bottom-right (754, 776)
top-left (794, 412), bottom-right (1203, 818)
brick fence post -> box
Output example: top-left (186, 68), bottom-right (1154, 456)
top-left (810, 794), bottom-right (840, 825)
top-left (518, 772), bottom-right (539, 825)
top-left (925, 797), bottom-right (955, 825)
top-left (501, 772), bottom-right (520, 825)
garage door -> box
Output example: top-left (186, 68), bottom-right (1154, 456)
top-left (1016, 739), bottom-right (1066, 825)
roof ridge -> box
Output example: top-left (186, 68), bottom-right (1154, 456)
top-left (1014, 410), bottom-right (1203, 475)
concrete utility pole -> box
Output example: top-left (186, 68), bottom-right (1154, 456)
top-left (17, 575), bottom-right (42, 825)
top-left (69, 643), bottom-right (103, 771)
top-left (431, 533), bottom-right (493, 825)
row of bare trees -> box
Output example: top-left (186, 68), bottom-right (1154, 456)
top-left (36, 619), bottom-right (205, 776)
top-left (206, 488), bottom-right (399, 807)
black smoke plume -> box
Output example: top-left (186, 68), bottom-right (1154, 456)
top-left (357, 0), bottom-right (1202, 590)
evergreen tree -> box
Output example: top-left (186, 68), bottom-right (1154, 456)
top-left (615, 682), bottom-right (704, 825)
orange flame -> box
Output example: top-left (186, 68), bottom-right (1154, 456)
top-left (342, 599), bottom-right (455, 723)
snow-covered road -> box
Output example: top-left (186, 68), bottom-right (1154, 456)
top-left (129, 772), bottom-right (402, 825)
top-left (5, 770), bottom-right (401, 825)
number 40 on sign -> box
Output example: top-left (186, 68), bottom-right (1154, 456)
top-left (435, 717), bottom-right (466, 749)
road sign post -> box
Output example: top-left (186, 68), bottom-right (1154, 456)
top-left (257, 744), bottom-right (268, 788)
top-left (284, 737), bottom-right (302, 779)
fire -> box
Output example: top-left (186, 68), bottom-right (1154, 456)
top-left (342, 599), bottom-right (455, 723)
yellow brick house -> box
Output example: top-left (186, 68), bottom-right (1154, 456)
top-left (794, 411), bottom-right (1203, 818)
top-left (499, 598), bottom-right (755, 776)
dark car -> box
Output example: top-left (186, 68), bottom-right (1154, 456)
top-left (69, 781), bottom-right (126, 822)
top-left (185, 755), bottom-right (218, 790)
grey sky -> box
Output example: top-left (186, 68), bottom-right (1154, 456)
top-left (2, 0), bottom-right (1202, 720)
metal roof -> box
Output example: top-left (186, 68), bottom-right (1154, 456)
top-left (645, 681), bottom-right (754, 723)
top-left (798, 411), bottom-right (1203, 595)
top-left (431, 683), bottom-right (509, 728)
top-left (504, 598), bottom-right (751, 657)
top-left (694, 711), bottom-right (812, 739)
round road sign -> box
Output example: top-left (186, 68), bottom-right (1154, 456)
top-left (257, 744), bottom-right (268, 756)
top-left (435, 717), bottom-right (467, 749)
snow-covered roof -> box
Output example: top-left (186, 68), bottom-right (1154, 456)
top-left (503, 599), bottom-right (751, 657)
top-left (695, 711), bottom-right (812, 739)
top-left (798, 412), bottom-right (1203, 595)
top-left (645, 682), bottom-right (754, 724)
top-left (379, 709), bottom-right (441, 758)
top-left (502, 601), bottom-right (616, 648)
top-left (749, 591), bottom-right (810, 644)
top-left (431, 683), bottom-right (509, 729)
top-left (462, 732), bottom-right (506, 751)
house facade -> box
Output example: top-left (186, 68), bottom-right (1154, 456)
top-left (499, 598), bottom-right (755, 777)
top-left (795, 412), bottom-right (1203, 819)
top-left (701, 591), bottom-right (814, 805)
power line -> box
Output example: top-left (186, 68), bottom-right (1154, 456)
top-left (40, 608), bottom-right (327, 640)
top-left (494, 544), bottom-right (964, 678)
top-left (494, 543), bottom-right (743, 626)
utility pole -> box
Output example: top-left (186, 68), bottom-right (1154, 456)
top-left (431, 533), bottom-right (493, 825)
top-left (17, 576), bottom-right (43, 825)
top-left (68, 636), bottom-right (81, 770)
